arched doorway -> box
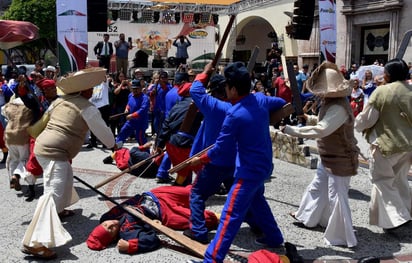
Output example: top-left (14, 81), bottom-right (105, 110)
top-left (225, 16), bottom-right (276, 72)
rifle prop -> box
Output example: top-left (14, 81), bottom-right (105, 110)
top-left (178, 14), bottom-right (236, 134)
top-left (109, 112), bottom-right (128, 120)
top-left (168, 144), bottom-right (214, 175)
top-left (248, 46), bottom-right (260, 91)
top-left (286, 60), bottom-right (304, 116)
top-left (269, 103), bottom-right (295, 125)
top-left (74, 175), bottom-right (208, 258)
top-left (94, 152), bottom-right (161, 189)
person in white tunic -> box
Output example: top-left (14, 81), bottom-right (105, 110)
top-left (281, 61), bottom-right (359, 248)
top-left (21, 67), bottom-right (115, 259)
top-left (354, 58), bottom-right (412, 230)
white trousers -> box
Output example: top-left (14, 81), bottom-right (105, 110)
top-left (295, 163), bottom-right (357, 248)
top-left (5, 143), bottom-right (29, 179)
top-left (368, 145), bottom-right (412, 228)
top-left (22, 156), bottom-right (79, 248)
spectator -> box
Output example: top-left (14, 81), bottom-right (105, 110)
top-left (114, 33), bottom-right (132, 77)
top-left (173, 35), bottom-right (191, 68)
top-left (94, 33), bottom-right (113, 73)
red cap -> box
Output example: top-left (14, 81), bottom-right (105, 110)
top-left (36, 78), bottom-right (55, 90)
top-left (86, 225), bottom-right (114, 250)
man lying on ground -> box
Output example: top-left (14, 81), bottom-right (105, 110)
top-left (87, 185), bottom-right (219, 254)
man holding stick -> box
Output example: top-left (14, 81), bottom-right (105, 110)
top-left (115, 79), bottom-right (150, 147)
top-left (21, 68), bottom-right (115, 259)
top-left (182, 63), bottom-right (235, 244)
top-left (187, 62), bottom-right (286, 263)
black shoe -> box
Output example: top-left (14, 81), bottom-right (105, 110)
top-left (156, 176), bottom-right (173, 184)
top-left (103, 155), bottom-right (113, 164)
top-left (216, 184), bottom-right (228, 195)
top-left (25, 185), bottom-right (35, 202)
top-left (183, 229), bottom-right (209, 244)
top-left (10, 175), bottom-right (21, 191)
top-left (86, 143), bottom-right (97, 148)
top-left (285, 242), bottom-right (304, 263)
top-left (357, 257), bottom-right (380, 263)
top-left (0, 152), bottom-right (7, 164)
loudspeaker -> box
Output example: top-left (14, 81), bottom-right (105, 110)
top-left (290, 0), bottom-right (315, 40)
top-left (212, 14), bottom-right (219, 24)
top-left (194, 13), bottom-right (201, 24)
top-left (153, 12), bottom-right (160, 23)
top-left (87, 0), bottom-right (108, 32)
top-left (132, 11), bottom-right (138, 21)
top-left (175, 12), bottom-right (180, 23)
top-left (112, 10), bottom-right (118, 21)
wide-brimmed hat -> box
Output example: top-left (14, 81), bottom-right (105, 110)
top-left (43, 65), bottom-right (56, 72)
top-left (57, 67), bottom-right (106, 94)
top-left (305, 61), bottom-right (353, 98)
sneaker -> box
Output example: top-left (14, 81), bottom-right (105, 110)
top-left (183, 229), bottom-right (209, 244)
top-left (254, 237), bottom-right (282, 248)
top-left (186, 260), bottom-right (203, 263)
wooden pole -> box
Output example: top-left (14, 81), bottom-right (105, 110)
top-left (94, 152), bottom-right (161, 189)
top-left (109, 112), bottom-right (128, 120)
top-left (74, 175), bottom-right (208, 258)
top-left (168, 144), bottom-right (214, 174)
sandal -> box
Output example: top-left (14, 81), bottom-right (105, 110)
top-left (58, 209), bottom-right (75, 219)
top-left (21, 245), bottom-right (57, 259)
top-left (10, 175), bottom-right (21, 191)
top-left (288, 212), bottom-right (298, 221)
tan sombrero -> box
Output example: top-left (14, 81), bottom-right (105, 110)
top-left (57, 67), bottom-right (106, 94)
top-left (306, 61), bottom-right (353, 98)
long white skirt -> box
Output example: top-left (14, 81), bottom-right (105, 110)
top-left (368, 146), bottom-right (412, 228)
top-left (22, 192), bottom-right (72, 248)
top-left (294, 163), bottom-right (357, 248)
top-left (22, 156), bottom-right (79, 248)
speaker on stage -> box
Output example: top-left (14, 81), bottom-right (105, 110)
top-left (87, 0), bottom-right (108, 32)
top-left (290, 0), bottom-right (315, 40)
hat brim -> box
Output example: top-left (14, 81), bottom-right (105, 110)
top-left (57, 67), bottom-right (106, 94)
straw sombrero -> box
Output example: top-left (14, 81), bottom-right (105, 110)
top-left (57, 67), bottom-right (106, 94)
top-left (306, 61), bottom-right (353, 98)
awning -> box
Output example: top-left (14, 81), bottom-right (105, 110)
top-left (0, 20), bottom-right (39, 49)
top-left (152, 0), bottom-right (241, 5)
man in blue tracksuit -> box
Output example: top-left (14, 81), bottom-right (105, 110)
top-left (184, 65), bottom-right (235, 244)
top-left (189, 62), bottom-right (286, 263)
top-left (115, 80), bottom-right (150, 147)
top-left (155, 72), bottom-right (185, 183)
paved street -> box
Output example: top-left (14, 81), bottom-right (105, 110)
top-left (0, 131), bottom-right (412, 263)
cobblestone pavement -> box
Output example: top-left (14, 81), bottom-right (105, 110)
top-left (0, 131), bottom-right (411, 263)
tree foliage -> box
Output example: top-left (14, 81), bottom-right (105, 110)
top-left (1, 0), bottom-right (56, 63)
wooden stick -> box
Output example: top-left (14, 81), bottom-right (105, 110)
top-left (94, 152), bottom-right (161, 189)
top-left (74, 175), bottom-right (208, 258)
top-left (109, 112), bottom-right (128, 120)
top-left (168, 144), bottom-right (214, 174)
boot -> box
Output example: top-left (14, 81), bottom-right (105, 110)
top-left (0, 151), bottom-right (8, 164)
top-left (25, 185), bottom-right (35, 202)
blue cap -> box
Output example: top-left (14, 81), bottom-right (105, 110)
top-left (174, 72), bottom-right (189, 84)
top-left (209, 74), bottom-right (226, 92)
top-left (131, 79), bottom-right (141, 88)
top-left (224, 62), bottom-right (250, 87)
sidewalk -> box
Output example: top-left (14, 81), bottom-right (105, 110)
top-left (0, 135), bottom-right (412, 262)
